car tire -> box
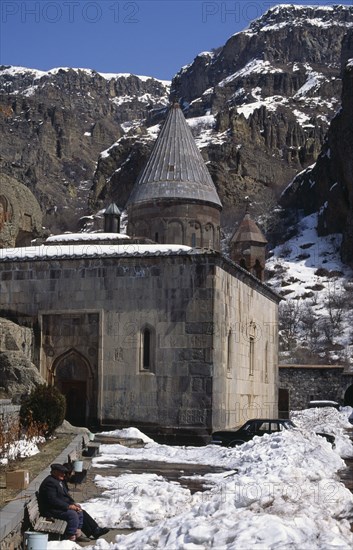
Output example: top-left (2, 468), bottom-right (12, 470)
top-left (228, 440), bottom-right (245, 447)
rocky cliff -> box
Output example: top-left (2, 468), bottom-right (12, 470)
top-left (0, 4), bottom-right (352, 239)
top-left (0, 318), bottom-right (45, 402)
top-left (90, 4), bottom-right (353, 225)
top-left (0, 67), bottom-right (169, 231)
top-left (0, 173), bottom-right (43, 247)
top-left (281, 31), bottom-right (353, 267)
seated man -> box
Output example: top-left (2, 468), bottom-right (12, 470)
top-left (38, 463), bottom-right (109, 542)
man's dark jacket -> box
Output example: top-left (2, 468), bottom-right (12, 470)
top-left (38, 474), bottom-right (75, 516)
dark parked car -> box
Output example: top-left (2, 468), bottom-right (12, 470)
top-left (211, 419), bottom-right (295, 447)
top-left (211, 418), bottom-right (335, 447)
top-left (308, 400), bottom-right (340, 410)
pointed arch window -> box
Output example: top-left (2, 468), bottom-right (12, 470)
top-left (227, 329), bottom-right (233, 374)
top-left (254, 259), bottom-right (263, 280)
top-left (140, 325), bottom-right (155, 372)
top-left (249, 336), bottom-right (254, 376)
top-left (240, 258), bottom-right (247, 270)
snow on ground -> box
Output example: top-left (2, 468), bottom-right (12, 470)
top-left (0, 436), bottom-right (44, 465)
top-left (99, 427), bottom-right (156, 444)
top-left (291, 407), bottom-right (353, 458)
top-left (48, 409), bottom-right (353, 549)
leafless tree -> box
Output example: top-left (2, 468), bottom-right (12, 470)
top-left (325, 282), bottom-right (345, 331)
top-left (279, 300), bottom-right (303, 350)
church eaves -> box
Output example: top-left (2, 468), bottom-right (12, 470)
top-left (127, 103), bottom-right (222, 209)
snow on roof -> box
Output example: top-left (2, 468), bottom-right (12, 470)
top-left (309, 400), bottom-right (339, 405)
top-left (0, 244), bottom-right (194, 261)
top-left (45, 233), bottom-right (129, 243)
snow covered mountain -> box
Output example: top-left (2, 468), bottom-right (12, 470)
top-left (0, 66), bottom-right (170, 230)
top-left (281, 37), bottom-right (353, 268)
top-left (0, 5), bottom-right (352, 365)
top-left (91, 3), bottom-right (353, 223)
top-left (0, 4), bottom-right (352, 235)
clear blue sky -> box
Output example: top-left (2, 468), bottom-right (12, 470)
top-left (0, 1), bottom-right (351, 80)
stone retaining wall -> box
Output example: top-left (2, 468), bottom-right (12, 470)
top-left (0, 434), bottom-right (83, 549)
top-left (279, 365), bottom-right (353, 411)
top-left (0, 400), bottom-right (20, 429)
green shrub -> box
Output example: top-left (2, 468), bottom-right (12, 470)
top-left (20, 384), bottom-right (66, 437)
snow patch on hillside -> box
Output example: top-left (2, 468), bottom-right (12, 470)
top-left (236, 94), bottom-right (288, 118)
top-left (267, 213), bottom-right (353, 366)
top-left (219, 59), bottom-right (283, 87)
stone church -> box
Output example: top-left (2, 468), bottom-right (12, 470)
top-left (0, 104), bottom-right (280, 441)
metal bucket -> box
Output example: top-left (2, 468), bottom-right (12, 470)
top-left (73, 460), bottom-right (83, 472)
top-left (24, 531), bottom-right (48, 550)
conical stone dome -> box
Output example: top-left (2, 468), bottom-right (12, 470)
top-left (127, 104), bottom-right (222, 250)
top-left (127, 103), bottom-right (222, 208)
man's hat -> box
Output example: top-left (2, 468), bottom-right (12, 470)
top-left (51, 463), bottom-right (69, 473)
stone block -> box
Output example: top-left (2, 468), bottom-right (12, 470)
top-left (189, 364), bottom-right (213, 376)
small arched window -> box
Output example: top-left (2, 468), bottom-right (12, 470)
top-left (227, 330), bottom-right (232, 373)
top-left (143, 329), bottom-right (151, 369)
top-left (254, 259), bottom-right (263, 280)
top-left (140, 325), bottom-right (155, 372)
top-left (249, 336), bottom-right (254, 376)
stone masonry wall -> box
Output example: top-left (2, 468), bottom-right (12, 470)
top-left (0, 251), bottom-right (279, 436)
top-left (279, 366), bottom-right (353, 410)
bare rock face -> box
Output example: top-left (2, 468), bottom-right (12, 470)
top-left (90, 5), bottom-right (352, 221)
top-left (172, 5), bottom-right (350, 102)
top-left (281, 32), bottom-right (353, 267)
top-left (0, 5), bottom-right (352, 239)
top-left (0, 67), bottom-right (170, 230)
top-left (0, 173), bottom-right (43, 247)
top-left (0, 318), bottom-right (45, 402)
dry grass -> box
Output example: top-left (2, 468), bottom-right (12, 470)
top-left (0, 434), bottom-right (73, 508)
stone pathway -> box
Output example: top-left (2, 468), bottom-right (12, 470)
top-left (70, 440), bottom-right (230, 546)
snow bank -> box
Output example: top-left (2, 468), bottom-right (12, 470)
top-left (98, 427), bottom-right (156, 444)
top-left (78, 410), bottom-right (353, 549)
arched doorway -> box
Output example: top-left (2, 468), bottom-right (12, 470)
top-left (53, 350), bottom-right (92, 426)
top-left (344, 384), bottom-right (353, 407)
